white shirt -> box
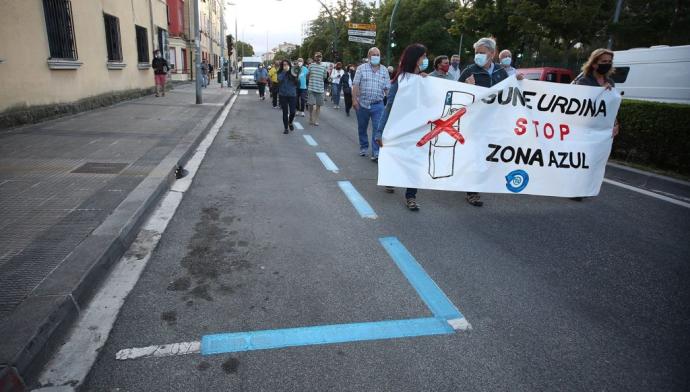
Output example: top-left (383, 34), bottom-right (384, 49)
top-left (330, 69), bottom-right (345, 84)
top-left (448, 64), bottom-right (462, 81)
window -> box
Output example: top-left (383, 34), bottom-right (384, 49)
top-left (42, 0), bottom-right (78, 60)
top-left (546, 72), bottom-right (557, 82)
top-left (611, 66), bottom-right (630, 84)
top-left (157, 27), bottom-right (169, 60)
top-left (103, 13), bottom-right (122, 62)
top-left (135, 25), bottom-right (149, 63)
top-left (560, 74), bottom-right (572, 84)
top-left (181, 48), bottom-right (188, 72)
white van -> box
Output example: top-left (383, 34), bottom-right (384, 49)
top-left (239, 56), bottom-right (263, 88)
top-left (612, 45), bottom-right (690, 104)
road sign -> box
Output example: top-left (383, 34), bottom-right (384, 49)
top-left (348, 29), bottom-right (376, 37)
top-left (348, 35), bottom-right (375, 45)
top-left (348, 22), bottom-right (376, 31)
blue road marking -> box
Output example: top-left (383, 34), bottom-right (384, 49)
top-left (201, 317), bottom-right (453, 355)
top-left (337, 181), bottom-right (377, 219)
top-left (303, 135), bottom-right (318, 146)
top-left (316, 152), bottom-right (339, 173)
top-left (379, 237), bottom-right (464, 321)
top-left (293, 121), bottom-right (304, 130)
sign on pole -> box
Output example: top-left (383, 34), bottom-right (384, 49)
top-left (348, 22), bottom-right (376, 31)
top-left (348, 35), bottom-right (376, 45)
top-left (348, 29), bottom-right (376, 37)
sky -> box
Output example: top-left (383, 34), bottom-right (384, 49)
top-left (223, 0), bottom-right (323, 55)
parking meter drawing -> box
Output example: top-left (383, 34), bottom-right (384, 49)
top-left (416, 91), bottom-right (475, 179)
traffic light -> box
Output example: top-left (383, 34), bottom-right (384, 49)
top-left (390, 30), bottom-right (397, 48)
top-left (226, 34), bottom-right (234, 57)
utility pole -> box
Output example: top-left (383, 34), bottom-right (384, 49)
top-left (208, 1), bottom-right (213, 69)
top-left (235, 17), bottom-right (238, 78)
top-left (607, 0), bottom-right (624, 49)
top-left (220, 1), bottom-right (225, 88)
top-left (194, 0), bottom-right (202, 103)
top-left (316, 0), bottom-right (338, 60)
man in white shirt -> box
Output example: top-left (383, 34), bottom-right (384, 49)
top-left (448, 54), bottom-right (462, 81)
top-left (499, 49), bottom-right (517, 76)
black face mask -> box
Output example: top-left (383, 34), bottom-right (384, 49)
top-left (596, 63), bottom-right (612, 75)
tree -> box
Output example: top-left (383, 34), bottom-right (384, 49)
top-left (236, 40), bottom-right (254, 57)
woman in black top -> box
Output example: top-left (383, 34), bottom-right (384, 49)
top-left (574, 48), bottom-right (620, 137)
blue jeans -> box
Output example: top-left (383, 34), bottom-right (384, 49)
top-left (331, 83), bottom-right (341, 105)
top-left (356, 102), bottom-right (384, 156)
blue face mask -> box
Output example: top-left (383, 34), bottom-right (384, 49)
top-left (421, 58), bottom-right (429, 70)
top-left (370, 56), bottom-right (381, 65)
top-left (474, 53), bottom-right (488, 67)
top-left (500, 57), bottom-right (512, 66)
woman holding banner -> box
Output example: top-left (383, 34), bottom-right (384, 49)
top-left (571, 48), bottom-right (621, 201)
top-left (375, 43), bottom-right (429, 211)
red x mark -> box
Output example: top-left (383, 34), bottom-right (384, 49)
top-left (416, 107), bottom-right (467, 147)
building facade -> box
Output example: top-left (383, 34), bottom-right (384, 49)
top-left (0, 0), bottom-right (168, 126)
top-left (0, 0), bottom-right (225, 127)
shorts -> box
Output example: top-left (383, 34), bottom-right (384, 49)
top-left (308, 91), bottom-right (324, 106)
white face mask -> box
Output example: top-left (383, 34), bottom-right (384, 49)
top-left (500, 57), bottom-right (512, 66)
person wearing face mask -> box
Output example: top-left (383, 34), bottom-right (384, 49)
top-left (269, 60), bottom-right (281, 109)
top-left (498, 49), bottom-right (516, 76)
top-left (570, 48), bottom-right (620, 202)
top-left (374, 43), bottom-right (429, 211)
top-left (330, 62), bottom-right (345, 109)
top-left (340, 64), bottom-right (356, 116)
top-left (428, 55), bottom-right (455, 80)
top-left (448, 54), bottom-right (462, 81)
top-left (254, 63), bottom-right (269, 100)
top-left (277, 59), bottom-right (299, 134)
top-left (307, 52), bottom-right (329, 126)
top-left (294, 58), bottom-right (308, 117)
top-left (353, 47), bottom-right (391, 161)
top-left (458, 37), bottom-right (510, 207)
top-left (151, 50), bottom-right (169, 97)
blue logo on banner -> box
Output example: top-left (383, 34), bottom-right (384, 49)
top-left (505, 170), bottom-right (529, 193)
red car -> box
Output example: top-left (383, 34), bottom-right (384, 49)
top-left (517, 67), bottom-right (575, 84)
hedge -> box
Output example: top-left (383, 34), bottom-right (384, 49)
top-left (612, 99), bottom-right (690, 177)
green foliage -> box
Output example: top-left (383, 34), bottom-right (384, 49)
top-left (236, 40), bottom-right (254, 57)
top-left (612, 100), bottom-right (690, 175)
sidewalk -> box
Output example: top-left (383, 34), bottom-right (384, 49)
top-left (0, 81), bottom-right (236, 386)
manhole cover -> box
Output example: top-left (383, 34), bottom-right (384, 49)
top-left (71, 162), bottom-right (128, 174)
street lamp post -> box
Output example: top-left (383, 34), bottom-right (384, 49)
top-left (387, 0), bottom-right (401, 66)
top-left (193, 0), bottom-right (202, 104)
top-left (220, 2), bottom-right (226, 87)
top-left (607, 0), bottom-right (624, 49)
top-left (315, 0), bottom-right (338, 60)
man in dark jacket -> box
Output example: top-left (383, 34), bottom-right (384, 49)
top-left (458, 37), bottom-right (509, 207)
top-left (151, 49), bottom-right (169, 97)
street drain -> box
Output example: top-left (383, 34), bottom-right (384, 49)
top-left (71, 162), bottom-right (128, 174)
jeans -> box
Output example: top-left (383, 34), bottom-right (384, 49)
top-left (331, 83), bottom-right (341, 105)
top-left (258, 82), bottom-right (266, 98)
top-left (356, 102), bottom-right (384, 156)
top-left (297, 88), bottom-right (308, 111)
top-left (279, 95), bottom-right (296, 129)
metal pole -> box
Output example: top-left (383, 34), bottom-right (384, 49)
top-left (459, 33), bottom-right (463, 62)
top-left (193, 0), bottom-right (202, 103)
top-left (607, 0), bottom-right (623, 49)
top-left (387, 0), bottom-right (401, 66)
top-left (235, 17), bottom-right (238, 78)
top-left (220, 2), bottom-right (225, 87)
top-left (208, 0), bottom-right (213, 72)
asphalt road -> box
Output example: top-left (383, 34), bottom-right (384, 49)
top-left (79, 89), bottom-right (690, 391)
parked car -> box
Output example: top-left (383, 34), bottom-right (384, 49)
top-left (612, 45), bottom-right (690, 104)
top-left (517, 67), bottom-right (574, 84)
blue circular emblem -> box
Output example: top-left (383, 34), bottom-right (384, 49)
top-left (505, 170), bottom-right (529, 193)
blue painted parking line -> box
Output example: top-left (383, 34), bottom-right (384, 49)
top-left (293, 121), bottom-right (304, 130)
top-left (303, 135), bottom-right (318, 146)
top-left (379, 237), bottom-right (468, 329)
top-left (201, 317), bottom-right (453, 355)
top-left (316, 152), bottom-right (339, 173)
top-left (337, 181), bottom-right (377, 219)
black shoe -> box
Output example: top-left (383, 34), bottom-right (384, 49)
top-left (570, 197), bottom-right (584, 202)
top-left (289, 123), bottom-right (294, 131)
top-left (406, 198), bottom-right (420, 211)
top-left (465, 193), bottom-right (484, 207)
top-left (384, 186), bottom-right (395, 193)
top-left (283, 129), bottom-right (289, 134)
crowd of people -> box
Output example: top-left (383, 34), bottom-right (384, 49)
top-left (248, 37), bottom-right (620, 210)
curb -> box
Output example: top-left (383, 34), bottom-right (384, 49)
top-left (0, 88), bottom-right (238, 390)
top-left (605, 161), bottom-right (690, 201)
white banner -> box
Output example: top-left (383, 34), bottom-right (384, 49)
top-left (377, 75), bottom-right (622, 197)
